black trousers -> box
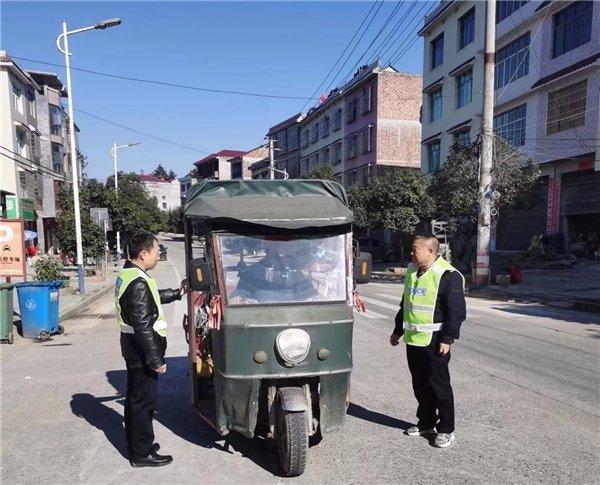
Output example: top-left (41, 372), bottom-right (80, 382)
top-left (124, 359), bottom-right (158, 458)
top-left (406, 337), bottom-right (455, 433)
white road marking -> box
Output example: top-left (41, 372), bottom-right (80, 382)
top-left (361, 295), bottom-right (400, 312)
top-left (375, 292), bottom-right (400, 302)
top-left (362, 309), bottom-right (389, 320)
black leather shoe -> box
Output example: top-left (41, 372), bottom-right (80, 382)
top-left (130, 451), bottom-right (173, 468)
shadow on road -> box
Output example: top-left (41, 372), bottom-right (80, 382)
top-left (490, 304), bottom-right (600, 326)
top-left (70, 356), bottom-right (278, 475)
top-left (347, 402), bottom-right (411, 431)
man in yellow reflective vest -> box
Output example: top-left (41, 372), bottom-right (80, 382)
top-left (115, 231), bottom-right (187, 467)
top-left (390, 234), bottom-right (466, 448)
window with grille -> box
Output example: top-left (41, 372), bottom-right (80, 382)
top-left (287, 126), bottom-right (299, 150)
top-left (360, 165), bottom-right (371, 185)
top-left (345, 134), bottom-right (358, 159)
top-left (459, 8), bottom-right (475, 50)
top-left (12, 83), bottom-right (23, 113)
top-left (429, 88), bottom-right (442, 122)
top-left (50, 105), bottom-right (63, 136)
top-left (16, 129), bottom-right (28, 157)
top-left (361, 126), bottom-right (372, 154)
top-left (553, 1), bottom-right (593, 58)
top-left (494, 103), bottom-right (527, 146)
top-left (301, 129), bottom-right (309, 148)
top-left (496, 1), bottom-right (528, 23)
top-left (546, 79), bottom-right (587, 135)
top-left (430, 34), bottom-right (444, 69)
top-left (323, 148), bottom-right (330, 164)
top-left (310, 124), bottom-right (318, 143)
top-left (361, 85), bottom-right (373, 114)
top-left (346, 99), bottom-right (358, 124)
top-left (333, 108), bottom-right (342, 131)
top-left (457, 70), bottom-right (473, 108)
top-left (427, 140), bottom-right (441, 172)
top-left (495, 32), bottom-right (530, 89)
top-left (333, 142), bottom-right (342, 164)
top-left (345, 170), bottom-right (357, 187)
top-left (322, 117), bottom-right (330, 138)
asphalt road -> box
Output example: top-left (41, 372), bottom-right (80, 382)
top-left (1, 238), bottom-right (599, 484)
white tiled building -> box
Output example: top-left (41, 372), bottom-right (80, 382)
top-left (139, 174), bottom-right (181, 212)
top-left (419, 1), bottom-right (599, 253)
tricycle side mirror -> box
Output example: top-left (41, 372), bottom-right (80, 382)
top-left (353, 251), bottom-right (372, 284)
top-left (189, 258), bottom-right (213, 291)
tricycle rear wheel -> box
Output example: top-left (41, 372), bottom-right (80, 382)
top-left (276, 405), bottom-right (308, 477)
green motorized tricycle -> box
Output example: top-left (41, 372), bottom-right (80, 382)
top-left (182, 180), bottom-right (371, 476)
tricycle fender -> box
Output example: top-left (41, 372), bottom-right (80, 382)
top-left (278, 386), bottom-right (309, 412)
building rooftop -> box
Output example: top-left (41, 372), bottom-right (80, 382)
top-left (195, 149), bottom-right (246, 166)
top-left (27, 70), bottom-right (65, 93)
top-left (139, 174), bottom-right (174, 183)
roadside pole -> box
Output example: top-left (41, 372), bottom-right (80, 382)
top-left (475, 0), bottom-right (496, 286)
top-left (268, 138), bottom-right (275, 180)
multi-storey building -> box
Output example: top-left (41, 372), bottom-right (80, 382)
top-left (28, 70), bottom-right (79, 254)
top-left (228, 146), bottom-right (268, 180)
top-left (178, 171), bottom-right (197, 206)
top-left (419, 0), bottom-right (599, 253)
top-left (194, 149), bottom-right (246, 180)
top-left (266, 114), bottom-right (303, 178)
top-left (0, 51), bottom-right (42, 232)
top-left (139, 174), bottom-right (181, 211)
top-left (270, 62), bottom-right (422, 186)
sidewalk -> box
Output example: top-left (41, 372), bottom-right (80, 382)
top-left (468, 263), bottom-right (600, 313)
top-left (8, 262), bottom-right (120, 343)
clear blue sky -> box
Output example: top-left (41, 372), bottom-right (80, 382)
top-left (2, 1), bottom-right (426, 181)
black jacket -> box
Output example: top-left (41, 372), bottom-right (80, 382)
top-left (393, 270), bottom-right (466, 345)
top-left (119, 260), bottom-right (181, 369)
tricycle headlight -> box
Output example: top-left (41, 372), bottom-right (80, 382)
top-left (275, 329), bottom-right (311, 365)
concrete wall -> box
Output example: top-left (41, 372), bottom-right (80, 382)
top-left (142, 179), bottom-right (181, 211)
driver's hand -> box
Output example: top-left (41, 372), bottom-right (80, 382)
top-left (390, 334), bottom-right (401, 346)
top-left (178, 279), bottom-right (189, 297)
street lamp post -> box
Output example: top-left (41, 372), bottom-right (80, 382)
top-left (110, 142), bottom-right (140, 259)
top-left (56, 17), bottom-right (121, 294)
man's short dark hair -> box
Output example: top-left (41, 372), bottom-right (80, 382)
top-left (414, 233), bottom-right (440, 254)
top-left (128, 231), bottom-right (158, 259)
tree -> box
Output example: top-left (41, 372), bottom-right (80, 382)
top-left (166, 207), bottom-right (184, 234)
top-left (429, 139), bottom-right (540, 231)
top-left (55, 186), bottom-right (106, 262)
top-left (303, 165), bottom-right (337, 181)
top-left (152, 164), bottom-right (177, 181)
top-left (348, 168), bottom-right (433, 233)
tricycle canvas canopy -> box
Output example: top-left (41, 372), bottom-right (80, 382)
top-left (183, 180), bottom-right (353, 230)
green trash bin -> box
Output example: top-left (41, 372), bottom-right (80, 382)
top-left (0, 283), bottom-right (16, 344)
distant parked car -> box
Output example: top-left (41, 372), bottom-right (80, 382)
top-left (357, 237), bottom-right (396, 262)
top-left (159, 244), bottom-right (168, 261)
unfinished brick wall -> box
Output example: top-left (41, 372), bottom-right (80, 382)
top-left (376, 72), bottom-right (422, 170)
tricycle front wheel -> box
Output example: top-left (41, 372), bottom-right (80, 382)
top-left (276, 406), bottom-right (308, 477)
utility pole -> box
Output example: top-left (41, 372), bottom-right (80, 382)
top-left (475, 0), bottom-right (496, 286)
top-left (268, 138), bottom-right (275, 180)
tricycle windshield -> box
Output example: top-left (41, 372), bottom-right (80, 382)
top-left (217, 234), bottom-right (348, 306)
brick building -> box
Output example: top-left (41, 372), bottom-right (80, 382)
top-left (194, 149), bottom-right (246, 180)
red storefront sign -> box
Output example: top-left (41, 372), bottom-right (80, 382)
top-left (546, 177), bottom-right (561, 234)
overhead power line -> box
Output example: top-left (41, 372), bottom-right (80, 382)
top-left (12, 56), bottom-right (317, 101)
top-left (374, 1), bottom-right (419, 62)
top-left (388, 1), bottom-right (437, 66)
top-left (300, 1), bottom-right (380, 113)
top-left (73, 108), bottom-right (210, 154)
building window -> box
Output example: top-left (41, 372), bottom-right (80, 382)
top-left (494, 103), bottom-right (527, 147)
top-left (50, 105), bottom-right (63, 136)
top-left (333, 142), bottom-right (342, 164)
top-left (346, 99), bottom-right (358, 124)
top-left (496, 1), bottom-right (528, 23)
top-left (51, 143), bottom-right (63, 173)
top-left (456, 70), bottom-right (473, 108)
top-left (345, 170), bottom-right (357, 187)
top-left (458, 8), bottom-right (475, 50)
top-left (453, 129), bottom-right (471, 146)
top-left (361, 85), bottom-right (373, 114)
top-left (27, 89), bottom-right (36, 118)
top-left (333, 108), bottom-right (342, 131)
top-left (322, 117), bottom-right (330, 138)
top-left (553, 1), bottom-right (593, 58)
top-left (430, 33), bottom-right (444, 69)
top-left (162, 202), bottom-right (167, 209)
top-left (360, 165), bottom-right (371, 186)
top-left (301, 129), bottom-right (309, 149)
top-left (495, 32), bottom-right (530, 89)
top-left (546, 79), bottom-right (587, 135)
top-left (287, 126), bottom-right (299, 150)
top-left (360, 125), bottom-right (373, 154)
top-left (12, 83), bottom-right (23, 114)
top-left (429, 88), bottom-right (442, 122)
top-left (427, 141), bottom-right (441, 173)
top-left (323, 148), bottom-right (330, 164)
top-left (15, 129), bottom-right (28, 157)
top-left (346, 134), bottom-right (358, 159)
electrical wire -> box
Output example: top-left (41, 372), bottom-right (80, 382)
top-left (12, 56), bottom-right (318, 101)
top-left (0, 146), bottom-right (71, 180)
top-left (388, 1), bottom-right (437, 66)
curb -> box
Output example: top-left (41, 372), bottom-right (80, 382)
top-left (59, 282), bottom-right (115, 322)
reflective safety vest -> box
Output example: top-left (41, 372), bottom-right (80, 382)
top-left (402, 257), bottom-right (464, 347)
top-left (115, 267), bottom-right (168, 337)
